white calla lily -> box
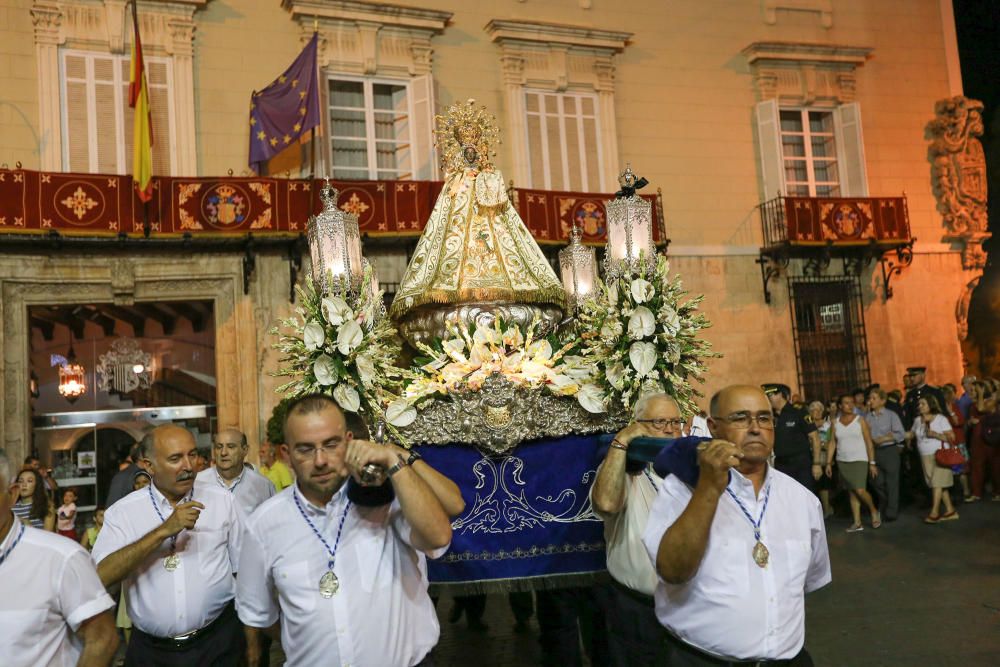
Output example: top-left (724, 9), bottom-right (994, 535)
top-left (303, 321), bottom-right (325, 351)
top-left (659, 306), bottom-right (681, 336)
top-left (527, 339), bottom-right (552, 361)
top-left (332, 384), bottom-right (360, 412)
top-left (473, 326), bottom-right (500, 346)
top-left (321, 296), bottom-right (354, 326)
top-left (577, 383), bottom-right (607, 413)
top-left (313, 354), bottom-right (338, 386)
top-left (386, 399), bottom-right (417, 427)
top-left (630, 278), bottom-right (655, 304)
top-left (336, 320), bottom-right (363, 355)
top-left (605, 362), bottom-right (626, 390)
top-left (355, 354), bottom-right (376, 387)
top-left (629, 341), bottom-right (657, 377)
top-left (628, 306), bottom-right (656, 339)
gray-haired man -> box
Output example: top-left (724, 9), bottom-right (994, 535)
top-left (866, 389), bottom-right (906, 521)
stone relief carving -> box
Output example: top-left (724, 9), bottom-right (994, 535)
top-left (111, 258), bottom-right (136, 305)
top-left (927, 95), bottom-right (990, 271)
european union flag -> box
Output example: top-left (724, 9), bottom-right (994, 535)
top-left (248, 32), bottom-right (321, 173)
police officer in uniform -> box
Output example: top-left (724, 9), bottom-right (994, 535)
top-left (763, 383), bottom-right (822, 493)
top-left (901, 367), bottom-right (948, 427)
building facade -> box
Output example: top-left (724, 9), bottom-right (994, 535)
top-left (0, 0), bottom-right (972, 463)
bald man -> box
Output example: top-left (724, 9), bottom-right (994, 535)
top-left (642, 385), bottom-right (830, 665)
top-left (197, 428), bottom-right (275, 519)
top-left (92, 424), bottom-right (245, 667)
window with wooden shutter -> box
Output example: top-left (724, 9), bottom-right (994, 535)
top-left (60, 49), bottom-right (175, 176)
top-left (523, 90), bottom-right (604, 192)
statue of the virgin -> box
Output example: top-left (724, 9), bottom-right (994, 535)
top-left (390, 100), bottom-right (566, 346)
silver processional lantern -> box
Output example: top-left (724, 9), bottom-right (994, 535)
top-left (558, 222), bottom-right (598, 312)
top-left (604, 163), bottom-right (655, 281)
top-left (307, 180), bottom-right (364, 295)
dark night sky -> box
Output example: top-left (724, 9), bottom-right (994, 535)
top-left (953, 0), bottom-right (1000, 247)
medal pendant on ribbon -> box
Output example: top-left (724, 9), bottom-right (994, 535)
top-left (163, 553), bottom-right (181, 572)
top-left (319, 570), bottom-right (339, 598)
top-left (752, 541), bottom-right (770, 568)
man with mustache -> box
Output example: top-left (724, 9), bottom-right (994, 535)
top-left (92, 424), bottom-right (245, 666)
top-left (643, 385), bottom-right (831, 665)
top-left (236, 394), bottom-right (453, 667)
top-left (197, 428), bottom-right (275, 519)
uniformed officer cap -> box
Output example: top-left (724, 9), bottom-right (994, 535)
top-left (762, 383), bottom-right (791, 399)
top-left (906, 366), bottom-right (927, 374)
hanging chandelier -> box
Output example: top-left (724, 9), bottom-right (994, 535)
top-left (558, 222), bottom-right (598, 312)
top-left (56, 342), bottom-right (87, 403)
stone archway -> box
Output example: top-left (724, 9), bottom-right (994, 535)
top-left (0, 253), bottom-right (262, 465)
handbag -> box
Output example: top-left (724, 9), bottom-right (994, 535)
top-left (935, 442), bottom-right (966, 468)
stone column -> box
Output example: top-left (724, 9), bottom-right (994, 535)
top-left (166, 16), bottom-right (197, 175)
top-left (31, 1), bottom-right (64, 171)
top-left (500, 54), bottom-right (529, 186)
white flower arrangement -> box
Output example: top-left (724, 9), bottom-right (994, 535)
top-left (270, 265), bottom-right (412, 435)
top-left (397, 317), bottom-right (584, 415)
top-left (573, 254), bottom-right (717, 416)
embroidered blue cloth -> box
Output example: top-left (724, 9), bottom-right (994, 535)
top-left (418, 434), bottom-right (608, 589)
top-left (248, 32), bottom-right (321, 173)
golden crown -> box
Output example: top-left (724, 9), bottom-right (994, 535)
top-left (216, 184), bottom-right (236, 199)
top-left (434, 98), bottom-right (501, 172)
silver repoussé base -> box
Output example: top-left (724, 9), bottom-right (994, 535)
top-left (396, 373), bottom-right (627, 455)
top-left (397, 302), bottom-right (564, 349)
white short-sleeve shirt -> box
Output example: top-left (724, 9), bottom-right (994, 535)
top-left (196, 466), bottom-right (275, 518)
top-left (642, 468), bottom-right (831, 661)
top-left (91, 482), bottom-right (243, 638)
top-left (237, 484), bottom-right (447, 667)
top-left (590, 463), bottom-right (662, 596)
top-left (913, 414), bottom-right (954, 456)
top-left (0, 519), bottom-right (116, 667)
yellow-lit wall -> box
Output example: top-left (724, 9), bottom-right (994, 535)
top-left (0, 0), bottom-right (970, 410)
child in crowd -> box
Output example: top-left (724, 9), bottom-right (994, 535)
top-left (80, 506), bottom-right (104, 551)
top-left (56, 488), bottom-right (78, 541)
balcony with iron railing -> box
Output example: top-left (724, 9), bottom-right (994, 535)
top-left (756, 194), bottom-right (915, 303)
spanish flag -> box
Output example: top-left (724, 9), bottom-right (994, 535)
top-left (129, 0), bottom-right (153, 202)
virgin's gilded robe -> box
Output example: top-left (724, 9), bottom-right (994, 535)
top-left (389, 167), bottom-right (566, 320)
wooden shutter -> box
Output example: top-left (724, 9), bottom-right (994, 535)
top-left (64, 54), bottom-right (90, 172)
top-left (409, 73), bottom-right (436, 180)
top-left (754, 99), bottom-right (785, 199)
top-left (93, 55), bottom-right (119, 174)
top-left (834, 102), bottom-right (869, 196)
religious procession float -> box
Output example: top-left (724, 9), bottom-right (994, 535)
top-left (272, 99), bottom-right (717, 592)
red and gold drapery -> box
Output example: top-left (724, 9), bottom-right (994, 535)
top-left (0, 169), bottom-right (666, 246)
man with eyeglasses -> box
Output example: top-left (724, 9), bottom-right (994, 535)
top-left (643, 385), bottom-right (831, 665)
top-left (590, 392), bottom-right (685, 666)
top-left (763, 383), bottom-right (822, 494)
top-left (236, 393), bottom-right (452, 667)
top-left (196, 428), bottom-right (275, 519)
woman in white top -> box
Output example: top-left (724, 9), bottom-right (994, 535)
top-left (906, 396), bottom-right (957, 524)
top-left (827, 394), bottom-right (880, 532)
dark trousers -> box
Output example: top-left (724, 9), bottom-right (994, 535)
top-left (775, 454), bottom-right (816, 494)
top-left (605, 581), bottom-right (668, 667)
top-left (536, 586), bottom-right (609, 667)
top-left (970, 433), bottom-right (1000, 497)
top-left (125, 602), bottom-right (245, 667)
top-left (664, 632), bottom-right (814, 666)
top-left (873, 445), bottom-right (902, 519)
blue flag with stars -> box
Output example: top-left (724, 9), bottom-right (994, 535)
top-left (248, 32), bottom-right (321, 173)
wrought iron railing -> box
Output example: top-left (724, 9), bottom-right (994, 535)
top-left (758, 195), bottom-right (911, 250)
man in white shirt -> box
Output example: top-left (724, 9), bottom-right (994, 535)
top-left (0, 448), bottom-right (118, 667)
top-left (196, 427), bottom-right (275, 518)
top-left (236, 393), bottom-right (453, 667)
top-left (590, 392), bottom-right (683, 666)
top-left (92, 424), bottom-right (245, 666)
top-left (643, 385), bottom-right (831, 665)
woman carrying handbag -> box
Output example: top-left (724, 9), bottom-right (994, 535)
top-left (906, 396), bottom-right (958, 523)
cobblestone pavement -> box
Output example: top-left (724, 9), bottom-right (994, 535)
top-left (432, 499), bottom-right (1000, 667)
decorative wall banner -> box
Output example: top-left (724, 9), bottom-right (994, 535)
top-left (782, 195), bottom-right (911, 245)
top-left (0, 168), bottom-right (665, 246)
top-left (418, 434), bottom-right (608, 593)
